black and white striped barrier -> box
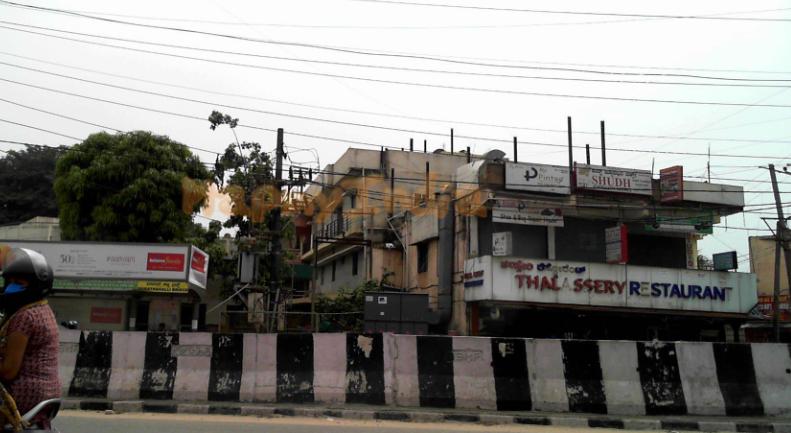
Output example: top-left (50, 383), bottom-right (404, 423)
top-left (58, 331), bottom-right (791, 416)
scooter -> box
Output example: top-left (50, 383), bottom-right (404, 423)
top-left (3, 398), bottom-right (61, 432)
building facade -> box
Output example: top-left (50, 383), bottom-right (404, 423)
top-left (302, 147), bottom-right (758, 341)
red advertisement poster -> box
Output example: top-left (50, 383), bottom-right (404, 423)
top-left (146, 252), bottom-right (185, 272)
top-left (191, 249), bottom-right (207, 273)
top-left (90, 307), bottom-right (122, 324)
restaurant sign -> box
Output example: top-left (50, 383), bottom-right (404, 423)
top-left (464, 255), bottom-right (756, 314)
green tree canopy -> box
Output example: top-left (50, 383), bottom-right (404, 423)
top-left (54, 131), bottom-right (210, 242)
top-left (0, 145), bottom-right (65, 225)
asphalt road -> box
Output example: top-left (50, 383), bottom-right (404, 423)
top-left (52, 411), bottom-right (646, 433)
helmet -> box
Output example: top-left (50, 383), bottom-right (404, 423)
top-left (0, 248), bottom-right (53, 313)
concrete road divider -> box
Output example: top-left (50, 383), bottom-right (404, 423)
top-left (59, 332), bottom-right (791, 416)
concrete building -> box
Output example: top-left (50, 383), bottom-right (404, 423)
top-left (303, 147), bottom-right (758, 341)
top-left (0, 216), bottom-right (61, 241)
top-left (0, 240), bottom-right (210, 332)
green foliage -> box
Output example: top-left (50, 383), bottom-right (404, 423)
top-left (208, 110), bottom-right (275, 238)
top-left (0, 145), bottom-right (66, 225)
top-left (54, 131), bottom-right (210, 242)
top-left (315, 280), bottom-right (377, 332)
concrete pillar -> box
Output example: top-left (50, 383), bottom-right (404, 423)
top-left (127, 298), bottom-right (137, 331)
top-left (191, 301), bottom-right (200, 331)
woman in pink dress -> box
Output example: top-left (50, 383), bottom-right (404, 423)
top-left (0, 248), bottom-right (60, 419)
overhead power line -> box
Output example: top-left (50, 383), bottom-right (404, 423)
top-left (2, 24), bottom-right (787, 90)
top-left (29, 5), bottom-right (791, 29)
top-left (0, 117), bottom-right (81, 140)
top-left (1, 6), bottom-right (791, 82)
top-left (0, 96), bottom-right (122, 132)
top-left (3, 26), bottom-right (791, 111)
top-left (354, 0), bottom-right (791, 22)
top-left (3, 74), bottom-right (791, 161)
top-left (2, 51), bottom-right (789, 147)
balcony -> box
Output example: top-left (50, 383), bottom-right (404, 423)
top-left (463, 255), bottom-right (757, 315)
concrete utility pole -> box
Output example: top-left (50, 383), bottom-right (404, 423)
top-left (268, 128), bottom-right (284, 333)
top-left (769, 164), bottom-right (791, 341)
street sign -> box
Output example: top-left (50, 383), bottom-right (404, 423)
top-left (713, 251), bottom-right (738, 271)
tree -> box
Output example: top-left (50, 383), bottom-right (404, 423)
top-left (697, 254), bottom-right (714, 271)
top-left (209, 110), bottom-right (275, 238)
top-left (54, 131), bottom-right (211, 242)
top-left (0, 145), bottom-right (65, 225)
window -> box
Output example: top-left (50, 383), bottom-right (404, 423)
top-left (417, 242), bottom-right (428, 273)
top-left (332, 260), bottom-right (336, 281)
top-left (352, 252), bottom-right (359, 276)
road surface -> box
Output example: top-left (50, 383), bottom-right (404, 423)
top-left (53, 411), bottom-right (656, 433)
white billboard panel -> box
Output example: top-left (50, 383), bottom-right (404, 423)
top-left (0, 241), bottom-right (201, 286)
top-left (575, 164), bottom-right (653, 196)
top-left (505, 162), bottom-right (570, 195)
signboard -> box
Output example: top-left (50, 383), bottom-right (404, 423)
top-left (644, 216), bottom-right (713, 235)
top-left (188, 246), bottom-right (209, 288)
top-left (90, 307), bottom-right (123, 324)
top-left (0, 241), bottom-right (206, 289)
top-left (492, 232), bottom-right (512, 257)
top-left (575, 164), bottom-right (652, 196)
top-left (505, 162), bottom-right (571, 195)
top-left (464, 255), bottom-right (757, 314)
top-left (757, 294), bottom-right (790, 321)
top-left (713, 251), bottom-right (738, 271)
top-left (660, 166), bottom-right (684, 203)
top-left (605, 224), bottom-right (628, 264)
top-left (491, 199), bottom-right (563, 227)
top-left (136, 280), bottom-right (189, 293)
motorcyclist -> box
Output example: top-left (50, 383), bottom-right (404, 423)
top-left (0, 248), bottom-right (60, 429)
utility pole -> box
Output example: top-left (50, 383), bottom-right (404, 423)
top-left (268, 128), bottom-right (284, 333)
top-left (769, 164), bottom-right (791, 341)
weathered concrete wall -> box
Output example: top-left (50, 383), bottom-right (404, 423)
top-left (59, 332), bottom-right (791, 417)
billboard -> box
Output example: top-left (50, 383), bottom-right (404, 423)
top-left (505, 162), bottom-right (571, 195)
top-left (491, 197), bottom-right (563, 227)
top-left (188, 246), bottom-right (209, 289)
top-left (464, 255), bottom-right (757, 314)
top-left (0, 241), bottom-right (207, 289)
top-left (575, 164), bottom-right (653, 196)
top-left (660, 166), bottom-right (684, 203)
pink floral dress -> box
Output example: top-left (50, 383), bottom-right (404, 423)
top-left (3, 303), bottom-right (61, 414)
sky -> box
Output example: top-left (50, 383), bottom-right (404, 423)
top-left (0, 0), bottom-right (790, 269)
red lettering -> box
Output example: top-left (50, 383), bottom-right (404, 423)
top-left (526, 275), bottom-right (539, 290)
top-left (604, 280), bottom-right (614, 294)
top-left (574, 278), bottom-right (584, 292)
top-left (583, 279), bottom-right (594, 292)
top-left (614, 281), bottom-right (625, 294)
top-left (515, 274), bottom-right (525, 288)
top-left (594, 280), bottom-right (604, 294)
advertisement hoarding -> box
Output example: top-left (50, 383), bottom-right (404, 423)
top-left (605, 224), bottom-right (628, 264)
top-left (575, 164), bottom-right (653, 196)
top-left (188, 246), bottom-right (209, 289)
top-left (491, 198), bottom-right (563, 227)
top-left (464, 255), bottom-right (757, 314)
top-left (0, 241), bottom-right (207, 290)
top-left (660, 166), bottom-right (684, 203)
top-left (504, 162), bottom-right (571, 195)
